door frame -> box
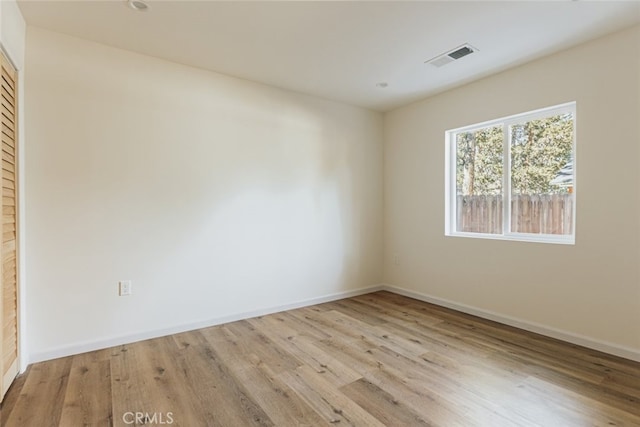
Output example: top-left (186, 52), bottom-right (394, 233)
top-left (0, 43), bottom-right (21, 400)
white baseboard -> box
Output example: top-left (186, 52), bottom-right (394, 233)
top-left (28, 283), bottom-right (640, 364)
top-left (29, 285), bottom-right (385, 364)
top-left (382, 284), bottom-right (640, 363)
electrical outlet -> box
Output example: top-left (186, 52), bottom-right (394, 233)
top-left (394, 255), bottom-right (400, 266)
top-left (119, 280), bottom-right (132, 296)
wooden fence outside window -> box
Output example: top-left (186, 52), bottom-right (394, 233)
top-left (457, 194), bottom-right (573, 235)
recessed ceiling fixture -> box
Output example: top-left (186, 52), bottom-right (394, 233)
top-left (425, 43), bottom-right (477, 68)
top-left (127, 0), bottom-right (149, 12)
top-left (376, 82), bottom-right (389, 88)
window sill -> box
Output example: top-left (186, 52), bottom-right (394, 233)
top-left (445, 231), bottom-right (575, 245)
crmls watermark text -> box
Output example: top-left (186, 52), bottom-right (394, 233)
top-left (122, 412), bottom-right (174, 425)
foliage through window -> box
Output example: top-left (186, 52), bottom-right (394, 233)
top-left (446, 103), bottom-right (576, 244)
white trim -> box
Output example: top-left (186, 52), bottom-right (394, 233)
top-left (444, 132), bottom-right (453, 235)
top-left (0, 44), bottom-right (19, 71)
top-left (28, 285), bottom-right (385, 364)
top-left (383, 284), bottom-right (640, 363)
top-left (27, 283), bottom-right (640, 364)
top-left (503, 122), bottom-right (510, 235)
top-left (447, 231), bottom-right (574, 245)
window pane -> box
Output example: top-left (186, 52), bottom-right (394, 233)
top-left (510, 113), bottom-right (574, 235)
top-left (455, 125), bottom-right (503, 234)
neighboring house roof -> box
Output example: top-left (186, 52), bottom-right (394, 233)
top-left (550, 161), bottom-right (573, 187)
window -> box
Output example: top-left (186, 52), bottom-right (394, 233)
top-left (445, 102), bottom-right (576, 244)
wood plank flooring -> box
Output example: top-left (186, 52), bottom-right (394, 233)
top-left (1, 291), bottom-right (639, 426)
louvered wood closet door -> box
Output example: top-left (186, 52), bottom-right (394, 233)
top-left (0, 51), bottom-right (19, 401)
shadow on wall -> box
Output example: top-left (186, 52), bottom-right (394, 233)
top-left (98, 99), bottom-right (371, 327)
top-left (27, 34), bottom-right (381, 351)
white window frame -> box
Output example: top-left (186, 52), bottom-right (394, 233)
top-left (445, 102), bottom-right (576, 245)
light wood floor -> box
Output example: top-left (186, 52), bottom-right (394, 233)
top-left (1, 291), bottom-right (639, 426)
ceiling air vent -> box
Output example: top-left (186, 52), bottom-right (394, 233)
top-left (425, 44), bottom-right (477, 68)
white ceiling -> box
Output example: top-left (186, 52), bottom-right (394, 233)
top-left (17, 0), bottom-right (640, 111)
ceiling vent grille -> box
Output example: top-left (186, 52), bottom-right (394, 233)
top-left (425, 44), bottom-right (477, 68)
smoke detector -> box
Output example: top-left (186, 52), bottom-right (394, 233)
top-left (425, 44), bottom-right (477, 68)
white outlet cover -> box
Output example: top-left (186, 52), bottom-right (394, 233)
top-left (119, 280), bottom-right (132, 296)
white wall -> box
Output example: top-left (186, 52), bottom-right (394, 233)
top-left (25, 27), bottom-right (383, 362)
top-left (0, 0), bottom-right (26, 371)
top-left (1, 0), bottom-right (25, 67)
top-left (23, 20), bottom-right (640, 363)
top-left (384, 25), bottom-right (640, 359)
